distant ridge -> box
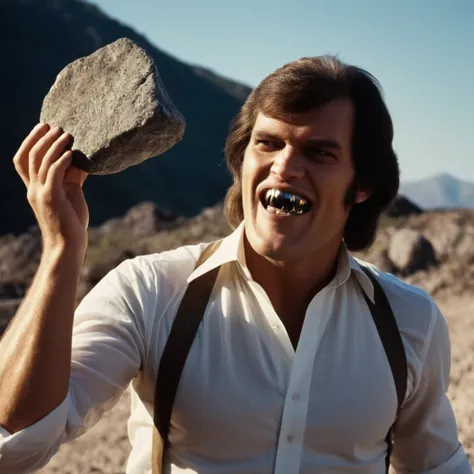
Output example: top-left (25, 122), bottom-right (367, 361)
top-left (400, 173), bottom-right (474, 209)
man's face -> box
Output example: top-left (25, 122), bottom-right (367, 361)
top-left (242, 98), bottom-right (368, 263)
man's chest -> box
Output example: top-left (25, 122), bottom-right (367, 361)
top-left (164, 294), bottom-right (398, 465)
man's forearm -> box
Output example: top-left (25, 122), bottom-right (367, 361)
top-left (0, 247), bottom-right (83, 433)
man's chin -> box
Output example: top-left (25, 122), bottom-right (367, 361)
top-left (247, 225), bottom-right (297, 261)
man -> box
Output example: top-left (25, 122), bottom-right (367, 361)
top-left (0, 56), bottom-right (471, 473)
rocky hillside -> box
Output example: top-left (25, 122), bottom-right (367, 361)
top-left (1, 196), bottom-right (473, 336)
top-left (359, 210), bottom-right (474, 298)
top-left (0, 0), bottom-right (251, 235)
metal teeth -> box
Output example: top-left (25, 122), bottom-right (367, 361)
top-left (264, 189), bottom-right (311, 214)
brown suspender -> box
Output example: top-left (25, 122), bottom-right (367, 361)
top-left (358, 266), bottom-right (408, 472)
top-left (151, 243), bottom-right (407, 473)
top-left (152, 241), bottom-right (222, 474)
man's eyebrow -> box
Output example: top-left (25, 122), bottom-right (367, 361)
top-left (252, 131), bottom-right (281, 140)
top-left (252, 132), bottom-right (342, 151)
top-left (305, 138), bottom-right (342, 150)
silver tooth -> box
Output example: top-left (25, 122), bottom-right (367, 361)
top-left (264, 188), bottom-right (308, 214)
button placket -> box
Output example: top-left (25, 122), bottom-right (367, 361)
top-left (248, 281), bottom-right (294, 357)
top-left (274, 288), bottom-right (336, 474)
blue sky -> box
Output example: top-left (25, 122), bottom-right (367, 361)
top-left (90, 0), bottom-right (474, 182)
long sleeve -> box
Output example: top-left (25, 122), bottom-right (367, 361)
top-left (391, 302), bottom-right (472, 473)
top-left (0, 256), bottom-right (154, 473)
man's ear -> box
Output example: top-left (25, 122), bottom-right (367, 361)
top-left (354, 187), bottom-right (370, 204)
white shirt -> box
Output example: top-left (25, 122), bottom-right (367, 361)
top-left (0, 223), bottom-right (471, 474)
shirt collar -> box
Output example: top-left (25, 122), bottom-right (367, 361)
top-left (187, 222), bottom-right (375, 304)
top-left (346, 253), bottom-right (376, 304)
top-left (187, 222), bottom-right (247, 284)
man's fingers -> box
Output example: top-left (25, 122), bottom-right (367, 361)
top-left (13, 123), bottom-right (50, 161)
top-left (64, 165), bottom-right (88, 187)
top-left (12, 123), bottom-right (50, 186)
top-left (38, 132), bottom-right (73, 183)
top-left (45, 150), bottom-right (73, 192)
top-left (28, 126), bottom-right (63, 181)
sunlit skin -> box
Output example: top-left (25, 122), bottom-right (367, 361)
top-left (241, 99), bottom-right (370, 345)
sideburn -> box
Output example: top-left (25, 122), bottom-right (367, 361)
top-left (344, 177), bottom-right (359, 209)
top-left (224, 182), bottom-right (244, 229)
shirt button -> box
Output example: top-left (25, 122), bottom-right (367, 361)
top-left (272, 324), bottom-right (280, 331)
top-left (292, 393), bottom-right (300, 400)
top-left (287, 434), bottom-right (294, 443)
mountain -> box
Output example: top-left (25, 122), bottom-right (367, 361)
top-left (400, 173), bottom-right (474, 209)
top-left (0, 0), bottom-right (252, 235)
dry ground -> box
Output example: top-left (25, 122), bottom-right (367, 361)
top-left (38, 295), bottom-right (474, 473)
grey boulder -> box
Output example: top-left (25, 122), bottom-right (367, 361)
top-left (40, 38), bottom-right (185, 175)
top-left (388, 229), bottom-right (437, 274)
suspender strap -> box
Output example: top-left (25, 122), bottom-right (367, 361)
top-left (152, 240), bottom-right (222, 474)
top-left (358, 265), bottom-right (408, 472)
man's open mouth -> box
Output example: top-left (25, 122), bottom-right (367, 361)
top-left (260, 188), bottom-right (312, 216)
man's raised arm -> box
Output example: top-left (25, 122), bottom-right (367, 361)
top-left (0, 122), bottom-right (88, 432)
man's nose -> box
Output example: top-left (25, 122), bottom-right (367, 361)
top-left (270, 147), bottom-right (305, 181)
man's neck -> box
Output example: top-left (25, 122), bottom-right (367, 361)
top-left (244, 237), bottom-right (342, 329)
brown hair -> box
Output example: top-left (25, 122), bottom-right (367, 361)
top-left (224, 56), bottom-right (399, 251)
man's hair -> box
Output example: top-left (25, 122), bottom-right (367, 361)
top-left (224, 55), bottom-right (399, 251)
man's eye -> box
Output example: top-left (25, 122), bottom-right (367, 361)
top-left (308, 148), bottom-right (335, 160)
top-left (256, 139), bottom-right (277, 151)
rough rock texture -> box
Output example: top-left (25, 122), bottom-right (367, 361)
top-left (388, 229), bottom-right (436, 274)
top-left (40, 38), bottom-right (185, 175)
top-left (356, 210), bottom-right (474, 299)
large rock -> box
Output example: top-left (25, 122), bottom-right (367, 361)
top-left (388, 229), bottom-right (436, 274)
top-left (40, 38), bottom-right (185, 175)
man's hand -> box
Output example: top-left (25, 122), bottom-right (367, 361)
top-left (0, 123), bottom-right (90, 433)
top-left (13, 123), bottom-right (89, 256)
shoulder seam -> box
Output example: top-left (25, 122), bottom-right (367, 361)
top-left (418, 300), bottom-right (440, 372)
top-left (404, 298), bottom-right (439, 404)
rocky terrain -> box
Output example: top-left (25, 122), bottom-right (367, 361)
top-left (0, 196), bottom-right (472, 471)
top-left (2, 195), bottom-right (473, 333)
